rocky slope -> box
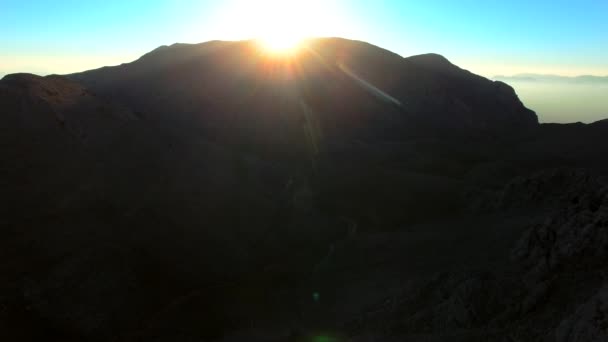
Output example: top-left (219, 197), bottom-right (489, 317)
top-left (1, 38), bottom-right (606, 341)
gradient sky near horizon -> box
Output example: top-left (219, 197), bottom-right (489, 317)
top-left (1, 0), bottom-right (607, 78)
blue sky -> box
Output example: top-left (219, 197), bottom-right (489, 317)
top-left (1, 0), bottom-right (607, 77)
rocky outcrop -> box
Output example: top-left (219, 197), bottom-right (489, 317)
top-left (0, 73), bottom-right (137, 145)
top-left (510, 169), bottom-right (608, 280)
top-left (503, 169), bottom-right (608, 340)
top-left (556, 285), bottom-right (608, 342)
top-left (406, 271), bottom-right (515, 331)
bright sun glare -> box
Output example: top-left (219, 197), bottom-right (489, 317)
top-left (261, 34), bottom-right (302, 52)
top-left (255, 1), bottom-right (307, 53)
top-left (217, 0), bottom-right (346, 54)
top-left (222, 0), bottom-right (323, 53)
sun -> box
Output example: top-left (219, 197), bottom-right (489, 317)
top-left (260, 34), bottom-right (302, 53)
top-left (214, 0), bottom-right (347, 54)
top-left (248, 0), bottom-right (310, 53)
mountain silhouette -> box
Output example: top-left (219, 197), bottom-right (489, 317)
top-left (70, 38), bottom-right (537, 137)
top-left (1, 38), bottom-right (607, 341)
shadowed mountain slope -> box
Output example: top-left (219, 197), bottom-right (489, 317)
top-left (2, 38), bottom-right (607, 341)
top-left (70, 38), bottom-right (537, 140)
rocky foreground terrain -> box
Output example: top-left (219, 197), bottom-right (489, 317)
top-left (1, 38), bottom-right (607, 341)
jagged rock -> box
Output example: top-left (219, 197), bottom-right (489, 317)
top-left (406, 271), bottom-right (516, 332)
top-left (498, 168), bottom-right (603, 211)
top-left (556, 285), bottom-right (608, 342)
top-left (511, 169), bottom-right (608, 279)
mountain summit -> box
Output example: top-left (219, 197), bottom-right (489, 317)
top-left (70, 38), bottom-right (537, 138)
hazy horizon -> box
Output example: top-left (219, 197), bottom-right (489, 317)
top-left (493, 74), bottom-right (608, 124)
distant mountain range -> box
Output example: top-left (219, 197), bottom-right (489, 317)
top-left (2, 38), bottom-right (608, 341)
top-left (494, 73), bottom-right (608, 83)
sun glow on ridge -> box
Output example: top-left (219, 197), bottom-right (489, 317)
top-left (215, 0), bottom-right (348, 54)
top-left (260, 34), bottom-right (302, 53)
top-left (254, 0), bottom-right (308, 53)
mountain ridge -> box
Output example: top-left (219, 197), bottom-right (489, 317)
top-left (69, 37), bottom-right (538, 136)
